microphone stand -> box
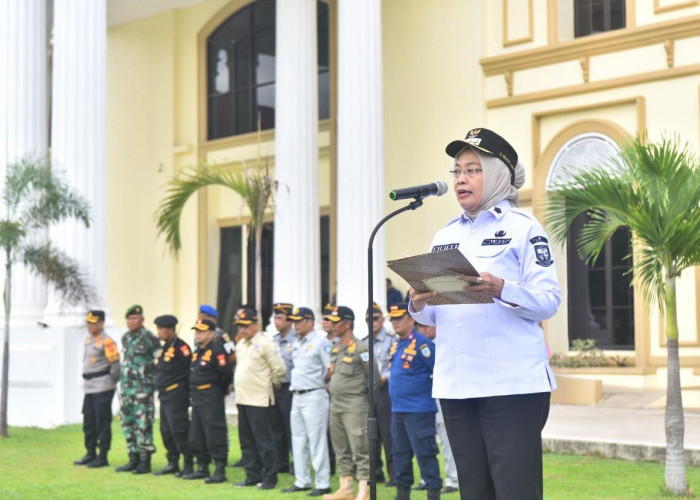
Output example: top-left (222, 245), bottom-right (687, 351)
top-left (367, 196), bottom-right (425, 500)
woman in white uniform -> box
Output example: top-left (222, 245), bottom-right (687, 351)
top-left (409, 128), bottom-right (561, 500)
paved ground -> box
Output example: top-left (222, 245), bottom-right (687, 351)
top-left (543, 386), bottom-right (700, 465)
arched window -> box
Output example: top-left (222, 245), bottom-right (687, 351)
top-left (547, 133), bottom-right (635, 350)
top-left (206, 0), bottom-right (330, 140)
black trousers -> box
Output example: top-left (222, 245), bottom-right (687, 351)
top-left (82, 389), bottom-right (115, 455)
top-left (238, 404), bottom-right (278, 484)
top-left (272, 383), bottom-right (293, 469)
top-left (374, 382), bottom-right (394, 480)
top-left (160, 396), bottom-right (191, 462)
top-left (440, 393), bottom-right (550, 500)
top-left (188, 399), bottom-right (228, 462)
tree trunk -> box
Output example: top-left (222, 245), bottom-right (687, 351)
top-left (1, 257), bottom-right (12, 437)
top-left (255, 222), bottom-right (262, 316)
top-left (664, 278), bottom-right (687, 495)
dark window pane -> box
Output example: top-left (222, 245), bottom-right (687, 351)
top-left (255, 28), bottom-right (276, 85)
top-left (575, 0), bottom-right (625, 38)
top-left (254, 0), bottom-right (274, 31)
top-left (318, 2), bottom-right (329, 70)
top-left (611, 226), bottom-right (631, 266)
top-left (218, 227), bottom-right (243, 333)
top-left (234, 37), bottom-right (252, 89)
top-left (591, 0), bottom-right (605, 33)
top-left (212, 7), bottom-right (250, 43)
top-left (321, 215), bottom-right (330, 306)
top-left (612, 268), bottom-right (633, 306)
top-left (236, 89), bottom-right (253, 135)
top-left (247, 222), bottom-right (274, 329)
top-left (319, 70), bottom-right (330, 120)
top-left (588, 270), bottom-right (606, 307)
top-left (256, 83), bottom-right (275, 130)
top-left (208, 93), bottom-right (235, 140)
top-left (612, 308), bottom-right (635, 348)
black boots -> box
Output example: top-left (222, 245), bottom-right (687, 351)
top-left (182, 461), bottom-right (209, 480)
top-left (427, 489), bottom-right (441, 500)
top-left (73, 451), bottom-right (95, 466)
top-left (87, 450), bottom-right (109, 468)
top-left (176, 455), bottom-right (194, 478)
top-left (153, 459), bottom-right (180, 476)
top-left (204, 460), bottom-right (227, 484)
top-left (394, 486), bottom-right (411, 500)
top-left (115, 452), bottom-right (139, 472)
top-left (132, 453), bottom-right (152, 474)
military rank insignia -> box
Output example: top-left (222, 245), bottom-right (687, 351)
top-left (104, 338), bottom-right (120, 363)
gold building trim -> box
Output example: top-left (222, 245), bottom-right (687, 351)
top-left (503, 0), bottom-right (534, 47)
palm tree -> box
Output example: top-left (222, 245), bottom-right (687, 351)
top-left (1, 155), bottom-right (95, 438)
top-left (154, 156), bottom-right (276, 315)
top-left (545, 134), bottom-right (700, 496)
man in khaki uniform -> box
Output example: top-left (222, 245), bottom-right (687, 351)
top-left (324, 306), bottom-right (381, 500)
top-left (233, 308), bottom-right (287, 490)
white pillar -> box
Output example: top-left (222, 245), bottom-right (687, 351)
top-left (0, 0), bottom-right (48, 326)
top-left (273, 0), bottom-right (321, 314)
top-left (336, 0), bottom-right (385, 334)
top-left (46, 0), bottom-right (108, 325)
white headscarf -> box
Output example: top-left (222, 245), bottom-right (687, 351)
top-left (459, 147), bottom-right (526, 220)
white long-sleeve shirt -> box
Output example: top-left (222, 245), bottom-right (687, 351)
top-left (409, 200), bottom-right (561, 399)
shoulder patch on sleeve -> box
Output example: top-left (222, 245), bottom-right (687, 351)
top-left (179, 344), bottom-right (191, 357)
top-left (360, 351), bottom-right (369, 362)
top-left (324, 344), bottom-right (332, 353)
top-left (217, 353), bottom-right (226, 366)
top-left (104, 338), bottom-right (120, 363)
top-left (419, 344), bottom-right (431, 358)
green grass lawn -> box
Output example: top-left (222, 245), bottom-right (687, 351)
top-left (0, 421), bottom-right (698, 499)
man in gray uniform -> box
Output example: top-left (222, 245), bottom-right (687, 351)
top-left (324, 306), bottom-right (381, 500)
top-left (74, 310), bottom-right (121, 468)
top-left (365, 303), bottom-right (395, 485)
top-left (271, 302), bottom-right (296, 473)
top-left (281, 307), bottom-right (332, 497)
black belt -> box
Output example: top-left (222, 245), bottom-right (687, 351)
top-left (292, 387), bottom-right (323, 395)
top-left (82, 369), bottom-right (110, 380)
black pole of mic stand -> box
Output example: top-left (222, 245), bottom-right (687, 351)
top-left (367, 196), bottom-right (425, 500)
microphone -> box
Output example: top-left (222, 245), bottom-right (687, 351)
top-left (389, 180), bottom-right (449, 201)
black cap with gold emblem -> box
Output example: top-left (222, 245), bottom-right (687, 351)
top-left (86, 310), bottom-right (105, 324)
top-left (445, 127), bottom-right (518, 184)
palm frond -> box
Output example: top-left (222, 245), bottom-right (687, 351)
top-left (546, 133), bottom-right (700, 312)
top-left (21, 242), bottom-right (97, 307)
top-left (154, 161), bottom-right (276, 255)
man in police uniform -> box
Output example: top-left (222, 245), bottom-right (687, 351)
top-left (185, 319), bottom-right (233, 484)
top-left (74, 310), bottom-right (120, 468)
top-left (387, 303), bottom-right (441, 500)
top-left (324, 306), bottom-right (381, 500)
top-left (281, 307), bottom-right (331, 496)
top-left (152, 314), bottom-right (193, 477)
top-left (234, 307), bottom-right (287, 490)
top-left (365, 302), bottom-right (395, 485)
top-left (271, 302), bottom-right (296, 474)
top-left (114, 305), bottom-right (161, 474)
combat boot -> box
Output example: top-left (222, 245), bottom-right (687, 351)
top-left (73, 450), bottom-right (96, 466)
top-left (132, 453), bottom-right (152, 474)
top-left (183, 461), bottom-right (210, 480)
top-left (354, 480), bottom-right (369, 500)
top-left (87, 450), bottom-right (109, 468)
top-left (426, 489), bottom-right (441, 500)
top-left (115, 452), bottom-right (139, 472)
top-left (154, 459), bottom-right (179, 476)
top-left (176, 455), bottom-right (194, 478)
top-left (204, 459), bottom-right (227, 484)
top-left (394, 486), bottom-right (411, 500)
top-left (322, 476), bottom-right (354, 500)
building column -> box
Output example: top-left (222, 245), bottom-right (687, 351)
top-left (336, 0), bottom-right (385, 331)
top-left (46, 0), bottom-right (108, 325)
top-left (0, 0), bottom-right (48, 326)
top-left (273, 0), bottom-right (321, 314)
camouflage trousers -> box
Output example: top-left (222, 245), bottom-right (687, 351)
top-left (120, 390), bottom-right (156, 455)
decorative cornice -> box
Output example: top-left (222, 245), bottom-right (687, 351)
top-left (481, 14), bottom-right (700, 76)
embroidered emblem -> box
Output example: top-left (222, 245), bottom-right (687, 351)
top-left (481, 238), bottom-right (511, 246)
top-left (535, 244), bottom-right (554, 267)
top-left (324, 344), bottom-right (332, 353)
top-left (495, 230), bottom-right (506, 237)
top-left (360, 352), bottom-right (369, 362)
top-left (420, 345), bottom-right (431, 358)
top-left (217, 353), bottom-right (226, 366)
top-left (530, 236), bottom-right (548, 244)
top-left (431, 243), bottom-right (459, 252)
top-left (180, 344), bottom-right (191, 357)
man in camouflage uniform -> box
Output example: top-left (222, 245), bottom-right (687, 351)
top-left (74, 310), bottom-right (120, 468)
top-left (115, 304), bottom-right (161, 474)
top-left (324, 306), bottom-right (381, 500)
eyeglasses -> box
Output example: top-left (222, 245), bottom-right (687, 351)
top-left (366, 315), bottom-right (383, 322)
top-left (448, 167), bottom-right (483, 179)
